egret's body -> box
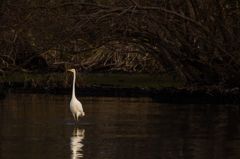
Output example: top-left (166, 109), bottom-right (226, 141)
top-left (68, 69), bottom-right (85, 121)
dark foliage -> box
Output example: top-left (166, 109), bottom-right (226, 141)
top-left (0, 0), bottom-right (240, 86)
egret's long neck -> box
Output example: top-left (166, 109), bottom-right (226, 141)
top-left (72, 71), bottom-right (76, 99)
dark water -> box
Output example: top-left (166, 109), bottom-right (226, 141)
top-left (1, 93), bottom-right (240, 159)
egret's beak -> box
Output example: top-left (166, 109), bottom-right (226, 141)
top-left (67, 69), bottom-right (71, 72)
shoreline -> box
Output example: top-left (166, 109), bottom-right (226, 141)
top-left (1, 73), bottom-right (239, 104)
top-left (2, 84), bottom-right (240, 104)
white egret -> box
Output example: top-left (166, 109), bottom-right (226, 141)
top-left (68, 69), bottom-right (85, 121)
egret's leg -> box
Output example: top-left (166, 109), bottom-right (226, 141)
top-left (72, 113), bottom-right (76, 121)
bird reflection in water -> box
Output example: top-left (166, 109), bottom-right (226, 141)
top-left (70, 128), bottom-right (85, 159)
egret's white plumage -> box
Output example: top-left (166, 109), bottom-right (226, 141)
top-left (68, 69), bottom-right (85, 121)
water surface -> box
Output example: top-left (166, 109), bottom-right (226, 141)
top-left (1, 93), bottom-right (240, 159)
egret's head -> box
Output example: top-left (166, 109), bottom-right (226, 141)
top-left (67, 68), bottom-right (76, 73)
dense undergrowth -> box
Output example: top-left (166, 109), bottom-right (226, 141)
top-left (0, 0), bottom-right (240, 88)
